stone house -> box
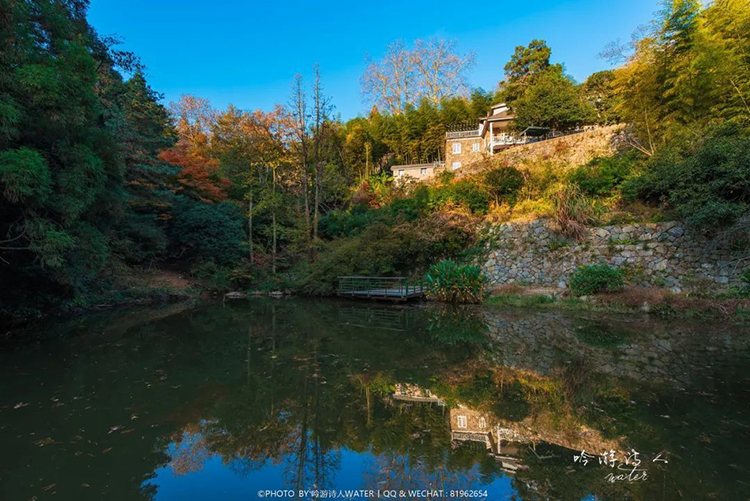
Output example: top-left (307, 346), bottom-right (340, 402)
top-left (390, 103), bottom-right (548, 182)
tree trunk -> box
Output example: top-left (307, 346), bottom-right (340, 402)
top-left (313, 161), bottom-right (320, 242)
top-left (303, 160), bottom-right (311, 248)
top-left (272, 167), bottom-right (277, 275)
top-left (247, 195), bottom-right (254, 265)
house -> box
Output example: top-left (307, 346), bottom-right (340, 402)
top-left (390, 103), bottom-right (550, 181)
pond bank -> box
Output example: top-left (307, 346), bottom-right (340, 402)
top-left (486, 284), bottom-right (750, 322)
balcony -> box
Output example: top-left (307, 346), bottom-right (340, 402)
top-left (491, 135), bottom-right (533, 146)
top-left (446, 129), bottom-right (480, 139)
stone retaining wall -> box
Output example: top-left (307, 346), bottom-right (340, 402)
top-left (481, 219), bottom-right (743, 292)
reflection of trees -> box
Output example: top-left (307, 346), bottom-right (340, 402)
top-left (364, 453), bottom-right (477, 497)
top-left (170, 429), bottom-right (211, 476)
top-left (15, 298), bottom-right (747, 500)
top-left (159, 300), bottom-right (501, 492)
top-left (426, 305), bottom-right (488, 348)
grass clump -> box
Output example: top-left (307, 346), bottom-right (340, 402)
top-left (485, 294), bottom-right (556, 308)
top-left (425, 260), bottom-right (488, 304)
top-left (569, 264), bottom-right (624, 296)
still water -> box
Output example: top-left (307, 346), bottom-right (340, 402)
top-left (1, 298), bottom-right (748, 500)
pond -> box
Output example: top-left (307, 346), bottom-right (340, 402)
top-left (1, 298), bottom-right (748, 500)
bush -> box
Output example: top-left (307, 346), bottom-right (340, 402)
top-left (553, 184), bottom-right (598, 240)
top-left (622, 122), bottom-right (750, 232)
top-left (425, 260), bottom-right (488, 304)
top-left (170, 197), bottom-right (245, 264)
top-left (569, 264), bottom-right (624, 296)
top-left (431, 180), bottom-right (489, 213)
top-left (318, 208), bottom-right (375, 239)
top-left (569, 153), bottom-right (638, 197)
top-left (484, 166), bottom-right (524, 203)
top-left (299, 214), bottom-right (475, 295)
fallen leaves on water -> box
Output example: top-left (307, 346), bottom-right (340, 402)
top-left (101, 447), bottom-right (113, 454)
top-left (34, 437), bottom-right (55, 447)
top-left (14, 402), bottom-right (29, 409)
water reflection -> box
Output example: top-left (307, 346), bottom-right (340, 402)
top-left (0, 299), bottom-right (748, 500)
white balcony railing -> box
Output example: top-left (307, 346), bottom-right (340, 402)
top-left (446, 130), bottom-right (480, 139)
top-left (491, 135), bottom-right (531, 146)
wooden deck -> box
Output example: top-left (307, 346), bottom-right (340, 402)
top-left (337, 276), bottom-right (426, 302)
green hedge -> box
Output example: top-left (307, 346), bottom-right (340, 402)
top-left (569, 264), bottom-right (624, 296)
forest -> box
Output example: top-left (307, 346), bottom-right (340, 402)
top-left (0, 0), bottom-right (748, 325)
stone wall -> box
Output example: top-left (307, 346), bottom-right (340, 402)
top-left (460, 124), bottom-right (626, 177)
top-left (481, 219), bottom-right (743, 292)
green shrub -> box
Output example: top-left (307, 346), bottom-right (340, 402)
top-left (430, 180), bottom-right (489, 213)
top-left (191, 261), bottom-right (234, 291)
top-left (426, 260), bottom-right (488, 304)
top-left (191, 261), bottom-right (253, 291)
top-left (569, 153), bottom-right (638, 197)
top-left (299, 215), bottom-right (474, 295)
top-left (622, 122), bottom-right (750, 232)
top-left (170, 197), bottom-right (245, 264)
top-left (569, 264), bottom-right (624, 296)
top-left (318, 208), bottom-right (376, 239)
top-left (484, 166), bottom-right (524, 203)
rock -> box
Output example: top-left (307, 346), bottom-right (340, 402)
top-left (224, 291), bottom-right (247, 300)
top-left (667, 226), bottom-right (685, 238)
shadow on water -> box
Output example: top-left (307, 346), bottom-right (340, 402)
top-left (0, 298), bottom-right (748, 500)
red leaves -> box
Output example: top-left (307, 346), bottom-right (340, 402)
top-left (158, 144), bottom-right (229, 202)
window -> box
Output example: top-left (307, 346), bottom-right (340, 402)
top-left (397, 169), bottom-right (404, 177)
top-left (479, 417), bottom-right (486, 429)
top-left (452, 142), bottom-right (461, 154)
top-left (457, 415), bottom-right (467, 429)
top-left (452, 161), bottom-right (461, 170)
top-left (472, 142), bottom-right (480, 153)
top-left (420, 168), bottom-right (427, 175)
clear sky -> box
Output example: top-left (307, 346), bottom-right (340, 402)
top-left (88, 0), bottom-right (660, 120)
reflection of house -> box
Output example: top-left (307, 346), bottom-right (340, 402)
top-left (390, 103), bottom-right (552, 182)
top-left (389, 382), bottom-right (622, 477)
top-left (392, 383), bottom-right (445, 405)
top-left (449, 406), bottom-right (526, 475)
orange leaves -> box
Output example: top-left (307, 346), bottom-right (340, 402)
top-left (158, 144), bottom-right (229, 202)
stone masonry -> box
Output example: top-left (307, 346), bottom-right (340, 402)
top-left (481, 219), bottom-right (744, 292)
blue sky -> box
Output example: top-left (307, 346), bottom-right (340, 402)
top-left (88, 0), bottom-right (660, 120)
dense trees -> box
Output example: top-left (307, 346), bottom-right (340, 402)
top-left (609, 0), bottom-right (750, 154)
top-left (1, 0), bottom-right (746, 322)
top-left (0, 0), bottom-right (133, 302)
top-left (498, 39), bottom-right (597, 130)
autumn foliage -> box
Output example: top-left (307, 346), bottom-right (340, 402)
top-left (158, 145), bottom-right (229, 202)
